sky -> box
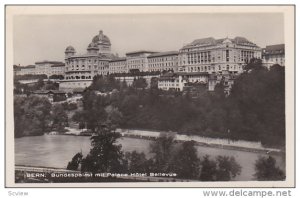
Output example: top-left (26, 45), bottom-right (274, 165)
top-left (13, 13), bottom-right (284, 66)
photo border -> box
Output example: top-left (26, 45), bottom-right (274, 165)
top-left (4, 4), bottom-right (296, 188)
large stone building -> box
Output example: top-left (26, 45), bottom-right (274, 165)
top-left (60, 30), bottom-right (115, 92)
top-left (125, 50), bottom-right (157, 73)
top-left (178, 37), bottom-right (262, 74)
top-left (109, 57), bottom-right (127, 74)
top-left (158, 36), bottom-right (262, 92)
top-left (14, 61), bottom-right (65, 77)
top-left (262, 44), bottom-right (285, 68)
top-left (148, 51), bottom-right (179, 72)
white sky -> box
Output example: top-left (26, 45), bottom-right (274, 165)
top-left (13, 13), bottom-right (284, 65)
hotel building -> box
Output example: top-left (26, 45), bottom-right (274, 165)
top-left (262, 44), bottom-right (285, 68)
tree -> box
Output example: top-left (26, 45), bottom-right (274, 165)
top-left (149, 132), bottom-right (175, 172)
top-left (52, 104), bottom-right (68, 132)
top-left (228, 61), bottom-right (285, 147)
top-left (169, 141), bottom-right (200, 179)
top-left (254, 156), bottom-right (285, 181)
top-left (199, 155), bottom-right (217, 181)
top-left (132, 78), bottom-right (147, 89)
top-left (67, 152), bottom-right (83, 170)
top-left (14, 95), bottom-right (52, 137)
top-left (80, 124), bottom-right (126, 173)
top-left (125, 151), bottom-right (152, 173)
top-left (215, 156), bottom-right (241, 181)
top-left (105, 105), bottom-right (123, 129)
top-left (35, 78), bottom-right (45, 90)
top-left (150, 77), bottom-right (158, 89)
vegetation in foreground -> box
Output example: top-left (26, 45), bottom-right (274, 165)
top-left (73, 61), bottom-right (285, 148)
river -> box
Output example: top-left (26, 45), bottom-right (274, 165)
top-left (15, 135), bottom-right (285, 181)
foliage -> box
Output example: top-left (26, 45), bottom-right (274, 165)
top-left (61, 102), bottom-right (78, 111)
top-left (90, 75), bottom-right (122, 92)
top-left (44, 81), bottom-right (59, 90)
top-left (254, 156), bottom-right (285, 181)
top-left (168, 141), bottom-right (200, 179)
top-left (228, 64), bottom-right (285, 147)
top-left (132, 78), bottom-right (148, 89)
top-left (80, 125), bottom-right (126, 173)
top-left (72, 60), bottom-right (285, 147)
top-left (52, 104), bottom-right (69, 132)
top-left (215, 156), bottom-right (241, 181)
top-left (199, 155), bottom-right (217, 181)
top-left (125, 151), bottom-right (154, 173)
top-left (67, 152), bottom-right (83, 170)
top-left (199, 155), bottom-right (241, 181)
top-left (149, 132), bottom-right (175, 172)
top-left (14, 95), bottom-right (52, 137)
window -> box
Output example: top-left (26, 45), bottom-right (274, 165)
top-left (226, 50), bottom-right (229, 62)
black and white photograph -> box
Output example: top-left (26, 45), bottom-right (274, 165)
top-left (5, 5), bottom-right (295, 187)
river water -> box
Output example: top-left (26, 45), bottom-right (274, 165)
top-left (15, 135), bottom-right (285, 181)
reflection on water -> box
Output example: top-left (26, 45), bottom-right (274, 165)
top-left (15, 135), bottom-right (285, 181)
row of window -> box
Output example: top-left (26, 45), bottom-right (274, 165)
top-left (148, 56), bottom-right (177, 62)
top-left (187, 65), bottom-right (242, 72)
top-left (66, 59), bottom-right (107, 65)
top-left (66, 76), bottom-right (92, 80)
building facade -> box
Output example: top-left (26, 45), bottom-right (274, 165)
top-left (34, 61), bottom-right (64, 76)
top-left (262, 44), bottom-right (285, 68)
top-left (125, 50), bottom-right (157, 73)
top-left (178, 37), bottom-right (262, 75)
top-left (50, 63), bottom-right (65, 76)
top-left (15, 65), bottom-right (36, 76)
top-left (109, 57), bottom-right (127, 74)
top-left (14, 61), bottom-right (65, 77)
top-left (60, 30), bottom-right (115, 92)
top-left (148, 51), bottom-right (179, 72)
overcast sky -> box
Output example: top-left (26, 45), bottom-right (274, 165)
top-left (13, 13), bottom-right (284, 66)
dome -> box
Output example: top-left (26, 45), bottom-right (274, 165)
top-left (65, 46), bottom-right (75, 53)
top-left (92, 30), bottom-right (111, 45)
top-left (222, 38), bottom-right (232, 44)
top-left (87, 42), bottom-right (99, 50)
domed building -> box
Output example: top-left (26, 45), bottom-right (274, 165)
top-left (92, 30), bottom-right (111, 54)
top-left (60, 30), bottom-right (114, 92)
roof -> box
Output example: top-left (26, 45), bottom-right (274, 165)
top-left (177, 72), bottom-right (209, 76)
top-left (92, 30), bottom-right (111, 45)
top-left (33, 90), bottom-right (66, 94)
top-left (159, 72), bottom-right (178, 80)
top-left (148, 51), bottom-right (179, 58)
top-left (73, 88), bottom-right (85, 93)
top-left (182, 36), bottom-right (259, 49)
top-left (109, 57), bottom-right (127, 62)
top-left (126, 50), bottom-right (158, 56)
top-left (20, 65), bottom-right (36, 69)
top-left (51, 64), bottom-right (65, 67)
top-left (35, 61), bottom-right (64, 65)
top-left (65, 46), bottom-right (76, 53)
top-left (263, 44), bottom-right (285, 55)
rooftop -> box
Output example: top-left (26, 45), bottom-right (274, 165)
top-left (148, 51), bottom-right (179, 58)
top-left (126, 50), bottom-right (158, 56)
top-left (35, 61), bottom-right (64, 65)
top-left (263, 44), bottom-right (285, 55)
top-left (51, 64), bottom-right (65, 67)
top-left (109, 57), bottom-right (127, 62)
top-left (182, 36), bottom-right (259, 49)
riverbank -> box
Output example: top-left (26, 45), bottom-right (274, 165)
top-left (53, 127), bottom-right (284, 155)
top-left (120, 133), bottom-right (282, 155)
